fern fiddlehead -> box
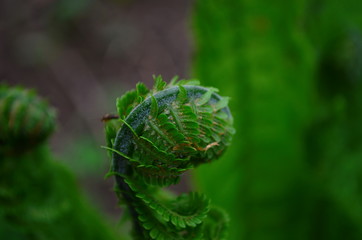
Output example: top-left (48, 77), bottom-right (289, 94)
top-left (0, 85), bottom-right (122, 240)
top-left (0, 85), bottom-right (56, 155)
top-left (104, 76), bottom-right (235, 239)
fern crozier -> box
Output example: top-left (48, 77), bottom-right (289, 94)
top-left (104, 76), bottom-right (234, 240)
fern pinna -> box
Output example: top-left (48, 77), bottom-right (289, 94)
top-left (104, 76), bottom-right (235, 239)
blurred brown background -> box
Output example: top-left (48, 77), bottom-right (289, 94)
top-left (0, 0), bottom-right (192, 220)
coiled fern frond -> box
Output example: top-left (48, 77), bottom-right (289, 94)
top-left (0, 85), bottom-right (55, 154)
top-left (104, 76), bottom-right (235, 239)
top-left (0, 85), bottom-right (120, 240)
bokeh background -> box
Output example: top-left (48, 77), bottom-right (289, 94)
top-left (2, 0), bottom-right (362, 239)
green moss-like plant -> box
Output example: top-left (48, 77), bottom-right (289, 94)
top-left (103, 76), bottom-right (235, 239)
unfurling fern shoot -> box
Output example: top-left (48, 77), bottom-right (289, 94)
top-left (0, 85), bottom-right (55, 154)
top-left (103, 76), bottom-right (235, 240)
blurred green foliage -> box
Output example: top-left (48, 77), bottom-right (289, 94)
top-left (0, 146), bottom-right (119, 240)
top-left (192, 0), bottom-right (362, 239)
top-left (0, 86), bottom-right (120, 240)
top-left (61, 137), bottom-right (109, 178)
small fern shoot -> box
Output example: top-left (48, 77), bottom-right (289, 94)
top-left (103, 76), bottom-right (235, 240)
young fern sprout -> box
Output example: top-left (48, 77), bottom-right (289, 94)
top-left (0, 85), bottom-right (120, 240)
top-left (104, 76), bottom-right (235, 240)
top-left (0, 85), bottom-right (56, 154)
